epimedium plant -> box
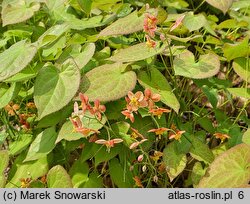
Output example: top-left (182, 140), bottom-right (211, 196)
top-left (0, 0), bottom-right (249, 188)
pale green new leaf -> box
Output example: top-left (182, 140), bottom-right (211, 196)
top-left (34, 60), bottom-right (80, 119)
top-left (24, 127), bottom-right (57, 162)
top-left (1, 0), bottom-right (40, 26)
top-left (0, 40), bottom-right (37, 82)
top-left (227, 88), bottom-right (250, 100)
top-left (233, 58), bottom-right (250, 82)
top-left (242, 129), bottom-right (250, 145)
top-left (0, 83), bottom-right (20, 109)
top-left (47, 165), bottom-right (73, 188)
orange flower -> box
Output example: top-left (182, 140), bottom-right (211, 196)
top-left (121, 109), bottom-right (135, 123)
top-left (70, 117), bottom-right (99, 136)
top-left (144, 88), bottom-right (161, 109)
top-left (79, 93), bottom-right (91, 113)
top-left (126, 91), bottom-right (148, 111)
top-left (130, 127), bottom-right (145, 139)
top-left (148, 127), bottom-right (169, 136)
top-left (145, 35), bottom-right (156, 48)
top-left (170, 15), bottom-right (185, 32)
top-left (150, 151), bottom-right (163, 162)
top-left (213, 133), bottom-right (230, 142)
top-left (4, 102), bottom-right (20, 116)
top-left (149, 107), bottom-right (171, 118)
top-left (20, 178), bottom-right (32, 188)
top-left (133, 176), bottom-right (144, 188)
top-left (91, 99), bottom-right (106, 120)
top-left (169, 130), bottom-right (185, 141)
top-left (144, 13), bottom-right (157, 37)
top-left (129, 139), bottom-right (148, 149)
top-left (95, 138), bottom-right (123, 151)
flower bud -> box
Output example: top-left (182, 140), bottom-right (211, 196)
top-left (137, 154), bottom-right (144, 162)
top-left (142, 165), bottom-right (147, 172)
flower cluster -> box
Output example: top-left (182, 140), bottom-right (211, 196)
top-left (70, 93), bottom-right (106, 137)
top-left (121, 88), bottom-right (162, 123)
top-left (143, 5), bottom-right (158, 48)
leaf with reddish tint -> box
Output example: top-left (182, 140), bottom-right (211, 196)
top-left (198, 143), bottom-right (250, 187)
top-left (205, 0), bottom-right (233, 14)
top-left (80, 63), bottom-right (136, 102)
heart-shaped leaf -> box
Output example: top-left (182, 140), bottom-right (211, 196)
top-left (233, 57), bottom-right (250, 82)
top-left (189, 135), bottom-right (215, 164)
top-left (99, 11), bottom-right (144, 37)
top-left (109, 42), bottom-right (167, 62)
top-left (163, 142), bottom-right (187, 182)
top-left (183, 13), bottom-right (207, 32)
top-left (25, 127), bottom-right (58, 162)
top-left (47, 165), bottom-right (73, 188)
top-left (1, 0), bottom-right (40, 26)
top-left (0, 40), bottom-right (37, 82)
top-left (223, 37), bottom-right (249, 61)
top-left (173, 51), bottom-right (220, 79)
top-left (34, 60), bottom-right (80, 119)
top-left (0, 151), bottom-right (9, 187)
top-left (205, 0), bottom-right (233, 14)
top-left (138, 68), bottom-right (180, 113)
top-left (80, 63), bottom-right (136, 102)
top-left (198, 143), bottom-right (250, 187)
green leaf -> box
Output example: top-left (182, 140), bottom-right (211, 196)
top-left (227, 88), bottom-right (250, 100)
top-left (138, 68), bottom-right (180, 113)
top-left (0, 151), bottom-right (9, 187)
top-left (233, 57), bottom-right (250, 82)
top-left (24, 127), bottom-right (57, 162)
top-left (191, 162), bottom-right (206, 187)
top-left (0, 83), bottom-right (21, 109)
top-left (73, 43), bottom-right (95, 70)
top-left (242, 128), bottom-right (250, 145)
top-left (1, 0), bottom-right (40, 26)
top-left (37, 23), bottom-right (70, 48)
top-left (6, 155), bottom-right (49, 188)
top-left (109, 42), bottom-right (167, 62)
top-left (205, 0), bottom-right (233, 14)
top-left (69, 160), bottom-right (89, 188)
top-left (183, 13), bottom-right (207, 32)
top-left (198, 143), bottom-right (250, 187)
top-left (99, 11), bottom-right (144, 37)
top-left (47, 165), bottom-right (73, 188)
top-left (80, 63), bottom-right (136, 102)
top-left (189, 135), bottom-right (215, 164)
top-left (0, 40), bottom-right (37, 82)
top-left (95, 146), bottom-right (120, 166)
top-left (163, 142), bottom-right (187, 182)
top-left (56, 112), bottom-right (106, 143)
top-left (223, 37), bottom-right (249, 61)
top-left (81, 171), bottom-right (103, 187)
top-left (78, 0), bottom-right (92, 15)
top-left (109, 158), bottom-right (133, 187)
top-left (34, 60), bottom-right (80, 119)
top-left (173, 51), bottom-right (220, 79)
top-left (9, 134), bottom-right (33, 156)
